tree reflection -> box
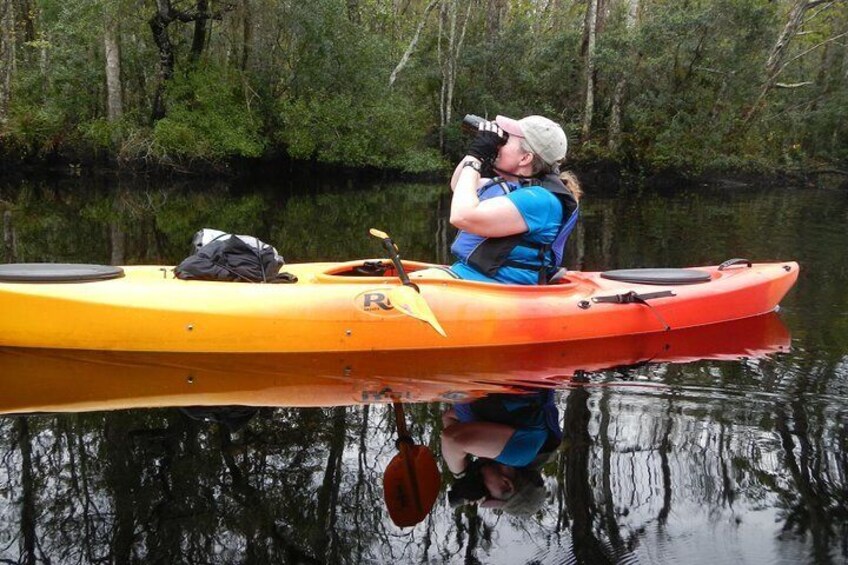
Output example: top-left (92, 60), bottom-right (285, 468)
top-left (1, 367), bottom-right (847, 563)
top-left (774, 401), bottom-right (847, 562)
top-left (562, 385), bottom-right (612, 563)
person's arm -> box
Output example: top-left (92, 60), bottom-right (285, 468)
top-left (450, 161), bottom-right (528, 237)
top-left (440, 421), bottom-right (515, 475)
top-left (450, 156), bottom-right (491, 192)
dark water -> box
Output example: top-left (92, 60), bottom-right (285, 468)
top-left (0, 176), bottom-right (847, 564)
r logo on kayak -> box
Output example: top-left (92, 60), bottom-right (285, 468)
top-left (355, 289), bottom-right (405, 317)
top-left (364, 292), bottom-right (392, 310)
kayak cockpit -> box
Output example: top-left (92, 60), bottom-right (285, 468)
top-left (314, 259), bottom-right (582, 290)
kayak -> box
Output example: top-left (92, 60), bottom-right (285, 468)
top-left (0, 258), bottom-right (798, 353)
top-left (0, 313), bottom-right (790, 414)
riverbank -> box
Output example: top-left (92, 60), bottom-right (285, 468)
top-left (2, 150), bottom-right (845, 193)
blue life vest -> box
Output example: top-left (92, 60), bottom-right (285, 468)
top-left (451, 174), bottom-right (579, 284)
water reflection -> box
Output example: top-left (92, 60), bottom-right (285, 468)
top-left (2, 177), bottom-right (848, 562)
top-left (4, 314), bottom-right (846, 563)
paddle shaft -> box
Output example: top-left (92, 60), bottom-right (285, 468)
top-left (379, 238), bottom-right (415, 289)
top-left (392, 401), bottom-right (424, 514)
top-left (393, 401), bottom-right (410, 438)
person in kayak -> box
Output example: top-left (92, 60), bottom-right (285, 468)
top-left (441, 390), bottom-right (562, 515)
top-left (448, 114), bottom-right (580, 285)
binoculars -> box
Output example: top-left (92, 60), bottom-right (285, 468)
top-left (461, 114), bottom-right (487, 135)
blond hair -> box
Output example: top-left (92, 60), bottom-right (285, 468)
top-left (559, 170), bottom-right (583, 202)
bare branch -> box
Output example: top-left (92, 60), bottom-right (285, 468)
top-left (801, 1), bottom-right (835, 26)
top-left (777, 29), bottom-right (848, 73)
top-left (775, 81), bottom-right (814, 87)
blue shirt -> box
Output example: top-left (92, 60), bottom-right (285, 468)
top-left (451, 185), bottom-right (563, 285)
top-left (454, 392), bottom-right (562, 467)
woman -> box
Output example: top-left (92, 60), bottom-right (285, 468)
top-left (449, 115), bottom-right (580, 285)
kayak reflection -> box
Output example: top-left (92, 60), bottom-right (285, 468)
top-left (442, 390), bottom-right (561, 517)
top-left (0, 313), bottom-right (790, 415)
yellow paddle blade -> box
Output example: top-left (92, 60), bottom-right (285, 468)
top-left (388, 285), bottom-right (447, 338)
top-left (369, 228), bottom-right (389, 240)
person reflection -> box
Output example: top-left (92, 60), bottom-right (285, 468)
top-left (441, 389), bottom-right (562, 515)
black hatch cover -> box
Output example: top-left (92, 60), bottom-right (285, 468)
top-left (0, 263), bottom-right (125, 283)
top-left (600, 268), bottom-right (710, 285)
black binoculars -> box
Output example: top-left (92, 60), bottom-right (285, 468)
top-left (461, 114), bottom-right (487, 135)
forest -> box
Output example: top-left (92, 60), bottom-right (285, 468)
top-left (0, 0), bottom-right (846, 176)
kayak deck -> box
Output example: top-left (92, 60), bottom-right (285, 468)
top-left (0, 259), bottom-right (799, 352)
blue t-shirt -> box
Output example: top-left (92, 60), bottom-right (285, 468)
top-left (451, 186), bottom-right (563, 285)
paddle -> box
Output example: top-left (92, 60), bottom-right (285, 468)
top-left (383, 400), bottom-right (441, 527)
top-left (369, 228), bottom-right (446, 337)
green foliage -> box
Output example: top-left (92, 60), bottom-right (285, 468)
top-left (3, 102), bottom-right (69, 156)
top-left (152, 66), bottom-right (265, 160)
top-left (277, 93), bottom-right (443, 172)
top-left (79, 115), bottom-right (139, 151)
top-left (269, 0), bottom-right (442, 172)
top-left (1, 0), bottom-right (846, 174)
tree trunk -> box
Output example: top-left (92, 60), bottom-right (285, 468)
top-left (104, 13), bottom-right (123, 123)
top-left (564, 387), bottom-right (612, 563)
top-left (150, 1), bottom-right (175, 122)
top-left (581, 0), bottom-right (598, 141)
top-left (435, 192), bottom-right (450, 264)
top-left (389, 0), bottom-right (438, 87)
top-left (3, 209), bottom-right (15, 262)
top-left (240, 0), bottom-right (251, 71)
top-left (598, 386), bottom-right (625, 552)
top-left (190, 0), bottom-right (208, 62)
top-left (438, 0), bottom-right (471, 150)
top-left (149, 0), bottom-right (232, 122)
top-left (17, 418), bottom-right (37, 565)
top-left (314, 406), bottom-right (346, 562)
top-left (843, 38), bottom-right (848, 81)
top-left (743, 0), bottom-right (815, 124)
top-left (485, 0), bottom-right (505, 36)
top-left (20, 0), bottom-right (34, 43)
top-left (608, 0), bottom-right (639, 153)
top-left (110, 222), bottom-right (126, 265)
top-left (0, 0), bottom-right (14, 122)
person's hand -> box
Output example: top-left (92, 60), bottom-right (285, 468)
top-left (467, 121), bottom-right (507, 173)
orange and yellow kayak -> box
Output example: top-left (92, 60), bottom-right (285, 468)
top-left (0, 259), bottom-right (798, 353)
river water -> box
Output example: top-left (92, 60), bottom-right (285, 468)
top-left (0, 175), bottom-right (846, 564)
